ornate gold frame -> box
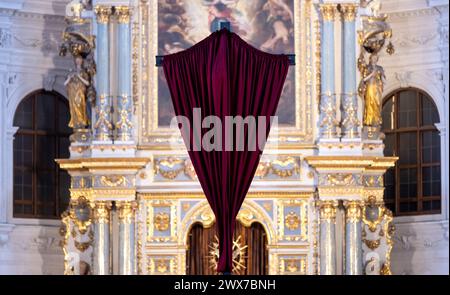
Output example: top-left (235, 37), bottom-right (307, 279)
top-left (135, 0), bottom-right (316, 148)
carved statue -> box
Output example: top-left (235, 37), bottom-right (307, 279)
top-left (65, 55), bottom-right (90, 129)
top-left (357, 4), bottom-right (394, 137)
top-left (358, 54), bottom-right (385, 127)
top-left (59, 23), bottom-right (96, 142)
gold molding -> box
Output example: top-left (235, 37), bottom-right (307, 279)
top-left (138, 191), bottom-right (315, 200)
top-left (57, 157), bottom-right (151, 171)
top-left (305, 156), bottom-right (397, 170)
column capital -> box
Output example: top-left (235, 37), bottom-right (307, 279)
top-left (94, 5), bottom-right (112, 24)
top-left (117, 201), bottom-right (137, 224)
top-left (319, 200), bottom-right (338, 222)
top-left (340, 4), bottom-right (358, 22)
top-left (92, 201), bottom-right (112, 223)
top-left (115, 6), bottom-right (132, 24)
top-left (319, 4), bottom-right (338, 22)
top-left (344, 200), bottom-right (363, 223)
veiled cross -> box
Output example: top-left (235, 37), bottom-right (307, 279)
top-left (155, 21), bottom-right (295, 67)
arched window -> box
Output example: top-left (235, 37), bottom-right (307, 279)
top-left (13, 90), bottom-right (71, 219)
top-left (382, 88), bottom-right (441, 216)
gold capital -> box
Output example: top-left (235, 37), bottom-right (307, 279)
top-left (93, 201), bottom-right (112, 223)
top-left (344, 200), bottom-right (362, 223)
top-left (117, 201), bottom-right (137, 224)
top-left (319, 201), bottom-right (338, 222)
top-left (94, 5), bottom-right (112, 24)
top-left (340, 4), bottom-right (358, 22)
top-left (319, 4), bottom-right (338, 22)
top-left (115, 6), bottom-right (132, 24)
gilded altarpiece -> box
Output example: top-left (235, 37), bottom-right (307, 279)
top-left (129, 0), bottom-right (320, 275)
top-left (57, 0), bottom-right (397, 276)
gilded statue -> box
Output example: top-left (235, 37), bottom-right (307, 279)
top-left (358, 54), bottom-right (385, 127)
top-left (60, 25), bottom-right (96, 141)
top-left (357, 3), bottom-right (394, 136)
top-left (65, 55), bottom-right (91, 129)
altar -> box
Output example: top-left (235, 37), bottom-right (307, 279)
top-left (58, 0), bottom-right (396, 275)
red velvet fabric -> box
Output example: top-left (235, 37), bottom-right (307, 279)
top-left (163, 29), bottom-right (289, 273)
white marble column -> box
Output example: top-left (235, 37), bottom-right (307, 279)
top-left (92, 201), bottom-right (112, 275)
top-left (319, 4), bottom-right (339, 139)
top-left (115, 6), bottom-right (133, 142)
top-left (93, 5), bottom-right (113, 141)
top-left (319, 201), bottom-right (338, 275)
top-left (117, 201), bottom-right (136, 275)
top-left (340, 4), bottom-right (359, 139)
top-left (344, 200), bottom-right (363, 275)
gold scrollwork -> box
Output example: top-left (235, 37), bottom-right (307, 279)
top-left (320, 173), bottom-right (356, 186)
top-left (100, 175), bottom-right (128, 187)
top-left (154, 212), bottom-right (170, 231)
top-left (362, 196), bottom-right (385, 232)
top-left (69, 196), bottom-right (93, 234)
top-left (284, 211), bottom-right (300, 230)
top-left (237, 208), bottom-right (255, 228)
top-left (363, 238), bottom-right (381, 250)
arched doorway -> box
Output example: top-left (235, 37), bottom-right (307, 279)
top-left (186, 221), bottom-right (268, 275)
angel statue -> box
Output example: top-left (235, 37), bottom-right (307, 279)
top-left (65, 54), bottom-right (91, 129)
top-left (358, 54), bottom-right (385, 127)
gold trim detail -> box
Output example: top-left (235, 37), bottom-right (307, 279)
top-left (115, 6), bottom-right (132, 24)
top-left (94, 5), bottom-right (112, 24)
top-left (340, 4), bottom-right (358, 22)
top-left (344, 201), bottom-right (362, 223)
top-left (93, 201), bottom-right (112, 224)
top-left (319, 201), bottom-right (338, 222)
top-left (117, 201), bottom-right (137, 224)
top-left (154, 212), bottom-right (170, 231)
top-left (319, 4), bottom-right (338, 22)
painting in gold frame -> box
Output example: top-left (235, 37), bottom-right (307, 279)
top-left (137, 0), bottom-right (315, 147)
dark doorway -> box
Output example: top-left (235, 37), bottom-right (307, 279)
top-left (186, 221), bottom-right (268, 275)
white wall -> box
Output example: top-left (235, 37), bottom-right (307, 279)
top-left (380, 0), bottom-right (449, 275)
top-left (0, 0), bottom-right (69, 275)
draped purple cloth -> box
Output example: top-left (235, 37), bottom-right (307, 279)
top-left (163, 29), bottom-right (289, 273)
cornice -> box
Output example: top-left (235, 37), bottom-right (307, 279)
top-left (56, 157), bottom-right (152, 172)
top-left (384, 7), bottom-right (442, 20)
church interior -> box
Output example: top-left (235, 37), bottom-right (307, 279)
top-left (0, 0), bottom-right (448, 275)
